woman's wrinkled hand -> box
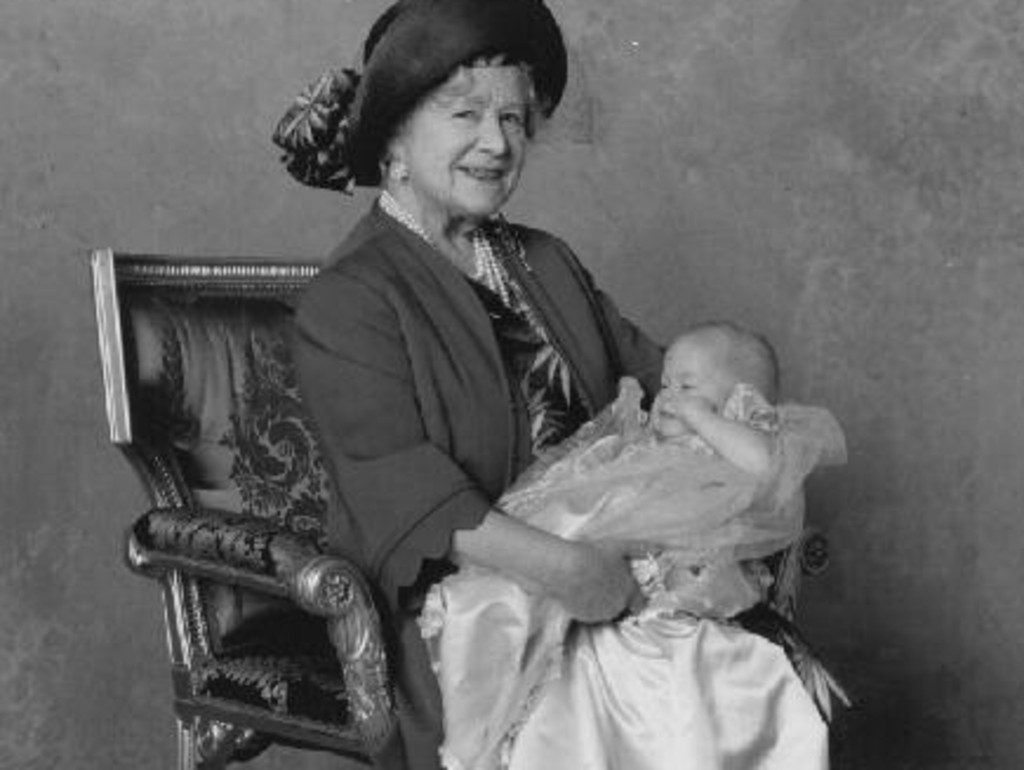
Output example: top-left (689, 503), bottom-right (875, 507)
top-left (556, 541), bottom-right (643, 623)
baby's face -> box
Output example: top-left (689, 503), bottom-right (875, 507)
top-left (651, 337), bottom-right (737, 441)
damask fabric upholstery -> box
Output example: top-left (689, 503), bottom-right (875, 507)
top-left (195, 652), bottom-right (349, 725)
top-left (132, 295), bottom-right (331, 538)
top-left (128, 294), bottom-right (346, 721)
top-left (138, 507), bottom-right (290, 576)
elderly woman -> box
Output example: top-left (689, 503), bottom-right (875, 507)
top-left (278, 0), bottom-right (662, 767)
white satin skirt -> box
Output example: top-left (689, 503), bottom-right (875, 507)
top-left (505, 613), bottom-right (828, 770)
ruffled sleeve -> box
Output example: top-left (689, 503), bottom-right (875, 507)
top-left (723, 383), bottom-right (846, 506)
top-left (769, 403), bottom-right (847, 504)
top-left (722, 383), bottom-right (781, 434)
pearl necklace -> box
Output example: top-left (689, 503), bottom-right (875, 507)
top-left (379, 190), bottom-right (433, 244)
top-left (379, 191), bottom-right (515, 306)
top-left (470, 227), bottom-right (513, 306)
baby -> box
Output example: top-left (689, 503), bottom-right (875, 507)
top-left (421, 321), bottom-right (846, 770)
top-left (636, 321), bottom-right (786, 618)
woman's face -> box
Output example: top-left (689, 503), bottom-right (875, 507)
top-left (389, 65), bottom-right (533, 231)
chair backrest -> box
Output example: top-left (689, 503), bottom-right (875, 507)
top-left (93, 250), bottom-right (330, 533)
top-left (93, 249), bottom-right (335, 652)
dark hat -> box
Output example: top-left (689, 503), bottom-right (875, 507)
top-left (350, 0), bottom-right (567, 186)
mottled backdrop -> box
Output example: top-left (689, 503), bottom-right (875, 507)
top-left (2, 0), bottom-right (1022, 768)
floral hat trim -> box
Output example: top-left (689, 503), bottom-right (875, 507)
top-left (271, 67), bottom-right (361, 194)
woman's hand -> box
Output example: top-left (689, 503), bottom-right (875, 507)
top-left (452, 512), bottom-right (642, 622)
top-left (554, 541), bottom-right (643, 623)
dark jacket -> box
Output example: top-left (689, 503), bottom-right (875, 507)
top-left (293, 205), bottom-right (662, 768)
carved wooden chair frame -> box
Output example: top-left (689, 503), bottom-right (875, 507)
top-left (92, 249), bottom-right (392, 769)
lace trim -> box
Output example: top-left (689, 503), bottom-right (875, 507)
top-left (495, 643), bottom-right (565, 770)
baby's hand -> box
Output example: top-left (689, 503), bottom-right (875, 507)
top-left (673, 393), bottom-right (718, 424)
top-left (654, 391), bottom-right (716, 431)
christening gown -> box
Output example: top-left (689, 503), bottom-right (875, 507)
top-left (418, 378), bottom-right (847, 770)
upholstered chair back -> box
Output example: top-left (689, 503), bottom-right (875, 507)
top-left (127, 293), bottom-right (330, 536)
top-left (94, 253), bottom-right (341, 656)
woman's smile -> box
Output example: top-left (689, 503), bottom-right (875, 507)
top-left (460, 165), bottom-right (508, 181)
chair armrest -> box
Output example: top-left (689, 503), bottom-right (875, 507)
top-left (129, 506), bottom-right (321, 595)
top-left (765, 527), bottom-right (830, 621)
top-left (127, 506), bottom-right (394, 752)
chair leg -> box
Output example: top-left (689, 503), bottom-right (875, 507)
top-left (177, 715), bottom-right (230, 770)
top-left (179, 715), bottom-right (270, 769)
top-left (177, 717), bottom-right (199, 770)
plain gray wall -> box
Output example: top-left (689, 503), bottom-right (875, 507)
top-left (2, 0), bottom-right (1022, 767)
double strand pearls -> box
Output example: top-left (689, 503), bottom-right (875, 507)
top-left (379, 191), bottom-right (519, 306)
top-left (379, 190), bottom-right (434, 245)
top-left (471, 226), bottom-right (514, 306)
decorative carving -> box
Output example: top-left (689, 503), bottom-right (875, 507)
top-left (186, 575), bottom-right (213, 659)
top-left (114, 257), bottom-right (319, 298)
top-left (294, 556), bottom-right (356, 615)
top-left (191, 717), bottom-right (271, 768)
top-left (328, 607), bottom-right (394, 753)
top-left (292, 556), bottom-right (394, 751)
top-left (134, 442), bottom-right (192, 510)
top-left (800, 530), bottom-right (830, 576)
top-left (765, 529), bottom-right (832, 621)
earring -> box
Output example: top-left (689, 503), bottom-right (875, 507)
top-left (389, 161), bottom-right (409, 182)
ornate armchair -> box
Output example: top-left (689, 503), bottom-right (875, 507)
top-left (91, 250), bottom-right (392, 769)
top-left (91, 248), bottom-right (831, 769)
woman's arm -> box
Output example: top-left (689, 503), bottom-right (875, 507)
top-left (453, 511), bottom-right (640, 622)
top-left (295, 264), bottom-right (637, 618)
